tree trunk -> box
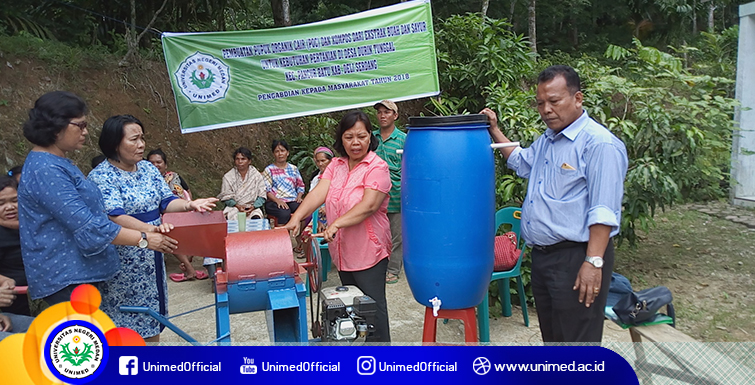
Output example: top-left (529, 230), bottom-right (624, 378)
top-left (271, 0), bottom-right (291, 27)
top-left (708, 3), bottom-right (715, 32)
top-left (482, 0), bottom-right (490, 17)
top-left (216, 0), bottom-right (227, 31)
top-left (509, 0), bottom-right (517, 29)
top-left (692, 0), bottom-right (697, 34)
top-left (121, 0), bottom-right (138, 67)
top-left (119, 0), bottom-right (169, 66)
top-left (571, 26), bottom-right (578, 48)
top-left (528, 0), bottom-right (537, 54)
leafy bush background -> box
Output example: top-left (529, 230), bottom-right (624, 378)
top-left (423, 14), bottom-right (738, 307)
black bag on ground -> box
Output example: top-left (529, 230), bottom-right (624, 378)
top-left (612, 286), bottom-right (674, 326)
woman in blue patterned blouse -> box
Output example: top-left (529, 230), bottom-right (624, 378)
top-left (18, 91), bottom-right (178, 308)
top-left (89, 114), bottom-right (217, 341)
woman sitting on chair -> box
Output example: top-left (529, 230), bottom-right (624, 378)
top-left (262, 140), bottom-right (305, 225)
top-left (147, 148), bottom-right (206, 282)
top-left (308, 146), bottom-right (333, 231)
top-left (218, 147), bottom-right (266, 220)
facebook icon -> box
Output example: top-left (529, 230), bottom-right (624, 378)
top-left (119, 356), bottom-right (138, 375)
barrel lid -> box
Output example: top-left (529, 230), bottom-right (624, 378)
top-left (408, 114), bottom-right (489, 128)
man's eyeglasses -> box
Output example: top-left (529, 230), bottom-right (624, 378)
top-left (69, 121), bottom-right (88, 130)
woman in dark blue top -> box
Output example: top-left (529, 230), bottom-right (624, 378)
top-left (18, 91), bottom-right (179, 307)
top-left (0, 176), bottom-right (29, 315)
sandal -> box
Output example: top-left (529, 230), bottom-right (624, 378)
top-left (169, 273), bottom-right (192, 282)
top-left (386, 273), bottom-right (399, 284)
top-left (195, 270), bottom-right (209, 280)
top-left (169, 270), bottom-right (209, 282)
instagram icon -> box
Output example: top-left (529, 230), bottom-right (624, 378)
top-left (357, 356), bottom-right (376, 375)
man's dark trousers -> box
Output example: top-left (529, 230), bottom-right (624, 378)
top-left (531, 241), bottom-right (615, 342)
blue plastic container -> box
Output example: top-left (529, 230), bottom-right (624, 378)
top-left (402, 115), bottom-right (495, 310)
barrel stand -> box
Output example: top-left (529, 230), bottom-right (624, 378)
top-left (422, 307), bottom-right (478, 343)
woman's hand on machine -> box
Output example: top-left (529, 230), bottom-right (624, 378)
top-left (282, 219), bottom-right (301, 236)
top-left (313, 223), bottom-right (339, 244)
top-left (146, 232), bottom-right (178, 253)
top-left (154, 223), bottom-right (174, 233)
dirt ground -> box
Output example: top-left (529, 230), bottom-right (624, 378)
top-left (158, 202), bottom-right (755, 345)
top-left (612, 203), bottom-right (755, 342)
top-left (159, 255), bottom-right (632, 345)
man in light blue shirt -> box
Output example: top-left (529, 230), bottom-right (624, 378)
top-left (482, 65), bottom-right (628, 342)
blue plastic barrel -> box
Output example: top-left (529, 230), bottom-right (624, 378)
top-left (402, 115), bottom-right (495, 310)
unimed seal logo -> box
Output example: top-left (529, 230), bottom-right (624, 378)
top-left (44, 320), bottom-right (109, 384)
top-left (174, 52), bottom-right (231, 104)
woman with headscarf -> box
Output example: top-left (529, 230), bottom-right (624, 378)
top-left (308, 146), bottom-right (333, 231)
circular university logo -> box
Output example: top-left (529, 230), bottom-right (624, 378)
top-left (45, 320), bottom-right (109, 384)
top-left (175, 52), bottom-right (231, 103)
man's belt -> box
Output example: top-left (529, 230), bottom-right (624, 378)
top-left (532, 240), bottom-right (587, 253)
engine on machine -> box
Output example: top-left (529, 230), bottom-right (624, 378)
top-left (320, 286), bottom-right (377, 342)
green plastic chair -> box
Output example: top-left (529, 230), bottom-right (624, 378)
top-left (305, 209), bottom-right (332, 298)
top-left (478, 207), bottom-right (529, 343)
top-left (311, 209), bottom-right (331, 282)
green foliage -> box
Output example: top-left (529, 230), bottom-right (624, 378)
top-left (433, 14), bottom-right (737, 308)
top-left (288, 114), bottom-right (338, 187)
top-left (431, 13), bottom-right (540, 210)
top-left (433, 14), bottom-right (536, 116)
top-left (0, 34), bottom-right (113, 72)
top-left (683, 25), bottom-right (739, 83)
top-left (594, 39), bottom-right (736, 244)
top-left (1, 14), bottom-right (55, 40)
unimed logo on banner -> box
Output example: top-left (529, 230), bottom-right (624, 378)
top-left (119, 356), bottom-right (138, 375)
top-left (175, 52), bottom-right (230, 104)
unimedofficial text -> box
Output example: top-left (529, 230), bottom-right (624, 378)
top-left (142, 361), bottom-right (221, 372)
top-left (262, 361), bottom-right (341, 372)
top-left (380, 361), bottom-right (457, 372)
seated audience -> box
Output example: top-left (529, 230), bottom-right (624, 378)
top-left (147, 148), bottom-right (206, 282)
top-left (262, 140), bottom-right (305, 225)
top-left (0, 176), bottom-right (30, 315)
top-left (218, 147), bottom-right (266, 220)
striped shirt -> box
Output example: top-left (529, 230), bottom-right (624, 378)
top-left (373, 126), bottom-right (406, 213)
top-left (507, 111), bottom-right (628, 246)
top-left (263, 163), bottom-right (305, 202)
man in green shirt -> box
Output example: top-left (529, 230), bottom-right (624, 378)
top-left (373, 100), bottom-right (406, 284)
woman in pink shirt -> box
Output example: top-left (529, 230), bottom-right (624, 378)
top-left (285, 110), bottom-right (392, 342)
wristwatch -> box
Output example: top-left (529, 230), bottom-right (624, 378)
top-left (138, 232), bottom-right (149, 249)
top-left (585, 256), bottom-right (604, 268)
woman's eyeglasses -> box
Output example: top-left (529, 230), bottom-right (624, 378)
top-left (69, 121), bottom-right (88, 130)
